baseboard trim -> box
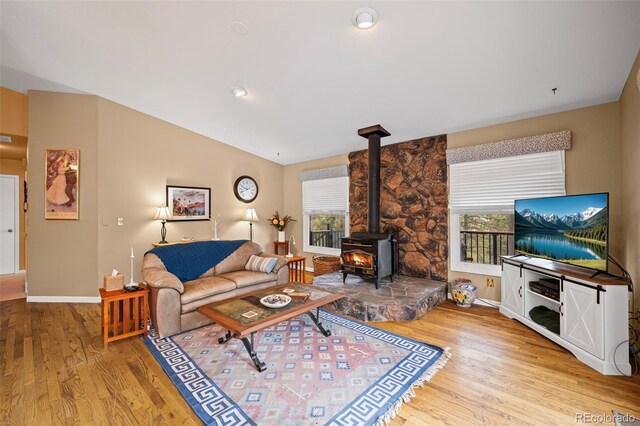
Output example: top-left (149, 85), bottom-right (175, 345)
top-left (27, 296), bottom-right (101, 303)
top-left (447, 293), bottom-right (500, 308)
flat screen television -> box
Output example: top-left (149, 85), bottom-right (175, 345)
top-left (514, 193), bottom-right (608, 271)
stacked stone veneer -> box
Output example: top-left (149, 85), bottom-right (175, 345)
top-left (349, 135), bottom-right (448, 281)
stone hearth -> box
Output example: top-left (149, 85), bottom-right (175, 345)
top-left (313, 272), bottom-right (447, 322)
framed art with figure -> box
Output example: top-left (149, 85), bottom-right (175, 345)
top-left (166, 185), bottom-right (211, 221)
top-left (45, 149), bottom-right (79, 220)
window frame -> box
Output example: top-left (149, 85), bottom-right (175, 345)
top-left (450, 212), bottom-right (506, 276)
top-left (448, 150), bottom-right (566, 276)
top-left (302, 213), bottom-right (349, 256)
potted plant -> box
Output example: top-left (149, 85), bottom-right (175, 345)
top-left (268, 211), bottom-right (296, 241)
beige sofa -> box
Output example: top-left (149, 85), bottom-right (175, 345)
top-left (142, 241), bottom-right (289, 338)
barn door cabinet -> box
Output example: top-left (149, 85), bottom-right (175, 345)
top-left (500, 257), bottom-right (630, 375)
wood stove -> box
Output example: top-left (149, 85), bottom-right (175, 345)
top-left (341, 233), bottom-right (393, 288)
top-left (341, 124), bottom-right (394, 288)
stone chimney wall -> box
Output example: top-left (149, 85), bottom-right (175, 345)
top-left (349, 135), bottom-right (448, 281)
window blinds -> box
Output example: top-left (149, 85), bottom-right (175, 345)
top-left (302, 176), bottom-right (349, 215)
top-left (449, 150), bottom-right (565, 214)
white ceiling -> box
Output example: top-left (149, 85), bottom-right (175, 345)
top-left (2, 1), bottom-right (639, 165)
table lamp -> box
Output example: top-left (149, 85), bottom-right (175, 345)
top-left (242, 208), bottom-right (259, 241)
top-left (154, 206), bottom-right (170, 244)
top-left (286, 234), bottom-right (296, 258)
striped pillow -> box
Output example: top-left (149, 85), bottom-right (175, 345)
top-left (245, 255), bottom-right (278, 273)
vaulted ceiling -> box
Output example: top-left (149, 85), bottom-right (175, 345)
top-left (2, 1), bottom-right (639, 164)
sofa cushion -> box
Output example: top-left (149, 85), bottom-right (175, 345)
top-left (258, 252), bottom-right (288, 272)
top-left (245, 255), bottom-right (277, 273)
top-left (181, 288), bottom-right (238, 314)
top-left (215, 241), bottom-right (262, 275)
top-left (219, 270), bottom-right (278, 289)
top-left (181, 275), bottom-right (236, 305)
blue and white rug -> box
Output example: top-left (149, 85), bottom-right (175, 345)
top-left (144, 309), bottom-right (450, 425)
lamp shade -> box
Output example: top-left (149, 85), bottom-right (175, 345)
top-left (154, 206), bottom-right (170, 221)
top-left (242, 208), bottom-right (259, 222)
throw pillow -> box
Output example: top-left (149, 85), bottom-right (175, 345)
top-left (245, 255), bottom-right (278, 274)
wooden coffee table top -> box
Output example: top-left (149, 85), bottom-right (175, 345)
top-left (197, 283), bottom-right (342, 338)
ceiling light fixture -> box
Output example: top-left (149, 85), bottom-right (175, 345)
top-left (231, 86), bottom-right (248, 97)
top-left (352, 7), bottom-right (378, 30)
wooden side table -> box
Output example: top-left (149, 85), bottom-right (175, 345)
top-left (273, 241), bottom-right (289, 255)
top-left (287, 255), bottom-right (307, 283)
top-left (99, 284), bottom-right (149, 347)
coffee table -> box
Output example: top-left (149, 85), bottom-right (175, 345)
top-left (197, 283), bottom-right (342, 372)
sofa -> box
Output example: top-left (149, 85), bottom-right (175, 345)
top-left (142, 240), bottom-right (289, 338)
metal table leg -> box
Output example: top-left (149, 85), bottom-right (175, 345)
top-left (240, 332), bottom-right (267, 372)
top-left (218, 330), bottom-right (232, 344)
top-left (307, 308), bottom-right (332, 337)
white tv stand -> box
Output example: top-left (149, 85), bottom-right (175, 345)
top-left (500, 256), bottom-right (631, 375)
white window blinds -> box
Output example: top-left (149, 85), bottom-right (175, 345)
top-left (449, 150), bottom-right (565, 214)
top-left (302, 176), bottom-right (349, 215)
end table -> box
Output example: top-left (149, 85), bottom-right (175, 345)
top-left (99, 283), bottom-right (149, 347)
top-left (273, 241), bottom-right (289, 255)
top-left (287, 255), bottom-right (307, 283)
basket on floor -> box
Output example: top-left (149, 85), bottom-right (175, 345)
top-left (312, 255), bottom-right (341, 276)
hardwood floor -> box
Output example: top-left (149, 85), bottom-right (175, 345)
top-left (1, 297), bottom-right (639, 425)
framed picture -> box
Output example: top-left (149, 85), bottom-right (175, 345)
top-left (45, 149), bottom-right (79, 220)
top-left (166, 185), bottom-right (211, 221)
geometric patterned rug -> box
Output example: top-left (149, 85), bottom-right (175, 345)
top-left (144, 309), bottom-right (450, 425)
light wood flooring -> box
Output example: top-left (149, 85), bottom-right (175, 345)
top-left (1, 295), bottom-right (639, 425)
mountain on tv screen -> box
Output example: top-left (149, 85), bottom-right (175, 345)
top-left (514, 193), bottom-right (608, 271)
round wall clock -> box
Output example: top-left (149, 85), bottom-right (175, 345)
top-left (233, 175), bottom-right (258, 203)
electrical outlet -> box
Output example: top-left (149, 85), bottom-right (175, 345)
top-left (117, 217), bottom-right (124, 226)
top-left (486, 277), bottom-right (495, 287)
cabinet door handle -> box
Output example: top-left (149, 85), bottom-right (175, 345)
top-left (559, 302), bottom-right (563, 316)
top-left (518, 286), bottom-right (522, 298)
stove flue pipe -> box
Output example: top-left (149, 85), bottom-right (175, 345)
top-left (357, 125), bottom-right (391, 234)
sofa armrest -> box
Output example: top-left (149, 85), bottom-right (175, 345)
top-left (142, 267), bottom-right (184, 294)
top-left (276, 265), bottom-right (289, 284)
top-left (258, 252), bottom-right (288, 273)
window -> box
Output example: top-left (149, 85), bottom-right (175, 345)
top-left (302, 175), bottom-right (349, 255)
top-left (449, 151), bottom-right (565, 275)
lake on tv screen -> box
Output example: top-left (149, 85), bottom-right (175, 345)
top-left (515, 230), bottom-right (606, 262)
top-left (514, 194), bottom-right (608, 270)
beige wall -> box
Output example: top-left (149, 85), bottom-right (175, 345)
top-left (620, 50), bottom-right (640, 313)
top-left (28, 91), bottom-right (283, 298)
top-left (28, 92), bottom-right (99, 297)
top-left (1, 87), bottom-right (28, 137)
top-left (97, 98), bottom-right (283, 286)
top-left (0, 159), bottom-right (27, 269)
top-left (448, 102), bottom-right (622, 300)
top-left (283, 153), bottom-right (349, 269)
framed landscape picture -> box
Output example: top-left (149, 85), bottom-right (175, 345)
top-left (166, 185), bottom-right (211, 221)
top-left (45, 148), bottom-right (79, 220)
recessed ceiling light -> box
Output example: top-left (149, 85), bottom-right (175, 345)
top-left (230, 22), bottom-right (248, 36)
top-left (231, 86), bottom-right (248, 97)
top-left (352, 7), bottom-right (378, 30)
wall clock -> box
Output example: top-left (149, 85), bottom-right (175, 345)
top-left (233, 175), bottom-right (259, 203)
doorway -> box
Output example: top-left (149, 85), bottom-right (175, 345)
top-left (0, 174), bottom-right (19, 274)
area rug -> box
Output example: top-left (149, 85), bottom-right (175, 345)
top-left (144, 309), bottom-right (450, 425)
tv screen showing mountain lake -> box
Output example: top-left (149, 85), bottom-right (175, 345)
top-left (514, 194), bottom-right (608, 271)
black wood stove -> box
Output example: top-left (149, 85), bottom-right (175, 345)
top-left (341, 125), bottom-right (395, 288)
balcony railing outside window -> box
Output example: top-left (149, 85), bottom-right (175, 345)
top-left (309, 229), bottom-right (345, 249)
top-left (460, 231), bottom-right (514, 265)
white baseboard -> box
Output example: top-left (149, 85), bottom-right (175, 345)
top-left (447, 293), bottom-right (500, 308)
top-left (27, 296), bottom-right (101, 303)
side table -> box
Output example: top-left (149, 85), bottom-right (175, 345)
top-left (273, 241), bottom-right (289, 255)
top-left (287, 255), bottom-right (307, 283)
top-left (99, 283), bottom-right (149, 347)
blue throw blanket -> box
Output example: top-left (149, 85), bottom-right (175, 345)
top-left (147, 240), bottom-right (249, 282)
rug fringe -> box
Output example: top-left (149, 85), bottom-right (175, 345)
top-left (374, 347), bottom-right (452, 426)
